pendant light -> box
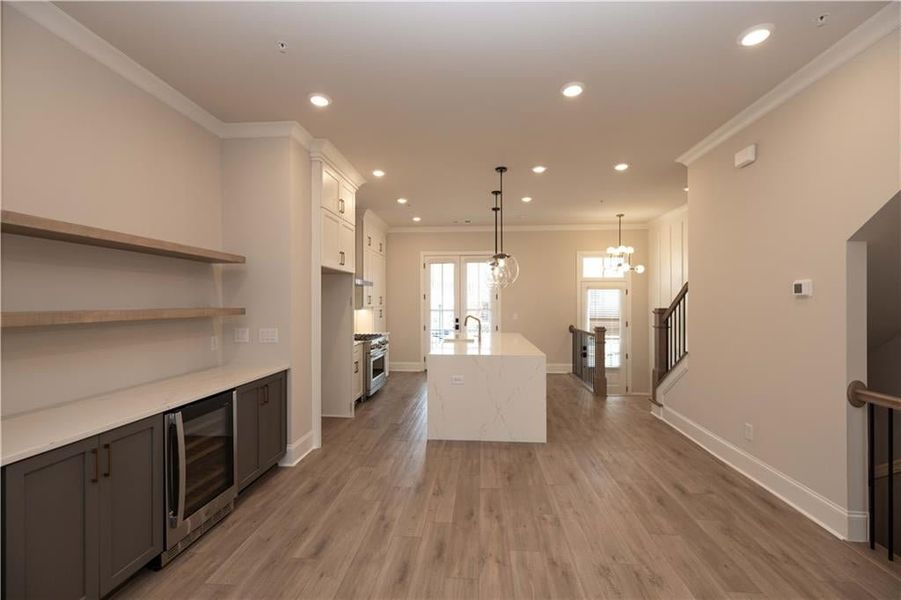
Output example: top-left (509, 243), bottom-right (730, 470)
top-left (488, 166), bottom-right (519, 288)
top-left (606, 213), bottom-right (645, 275)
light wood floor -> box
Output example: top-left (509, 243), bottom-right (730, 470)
top-left (116, 373), bottom-right (901, 599)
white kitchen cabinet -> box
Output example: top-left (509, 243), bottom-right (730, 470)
top-left (352, 344), bottom-right (363, 401)
top-left (321, 169), bottom-right (341, 215)
top-left (356, 209), bottom-right (388, 331)
top-left (338, 182), bottom-right (356, 226)
top-left (321, 209), bottom-right (341, 271)
top-left (339, 221), bottom-right (355, 273)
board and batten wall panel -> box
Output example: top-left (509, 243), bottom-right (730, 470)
top-left (648, 204), bottom-right (688, 310)
top-left (1, 7), bottom-right (224, 415)
top-left (386, 228), bottom-right (651, 393)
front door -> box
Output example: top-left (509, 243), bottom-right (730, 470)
top-left (422, 254), bottom-right (499, 366)
top-left (580, 282), bottom-right (629, 394)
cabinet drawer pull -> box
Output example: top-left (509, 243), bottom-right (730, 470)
top-left (379, 309), bottom-right (383, 319)
top-left (379, 242), bottom-right (383, 252)
top-left (367, 236), bottom-right (372, 247)
top-left (339, 251), bottom-right (346, 265)
top-left (354, 360), bottom-right (359, 373)
top-left (379, 296), bottom-right (383, 305)
top-left (91, 448), bottom-right (99, 483)
top-left (338, 198), bottom-right (345, 214)
top-left (368, 294), bottom-right (372, 305)
top-left (104, 444), bottom-right (112, 477)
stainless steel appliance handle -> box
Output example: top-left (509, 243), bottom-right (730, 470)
top-left (170, 412), bottom-right (186, 528)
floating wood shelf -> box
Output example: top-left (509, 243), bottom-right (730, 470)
top-left (1, 210), bottom-right (246, 264)
top-left (1, 307), bottom-right (246, 329)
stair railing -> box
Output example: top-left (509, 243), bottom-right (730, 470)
top-left (568, 325), bottom-right (607, 397)
top-left (652, 282), bottom-right (688, 403)
top-left (848, 380), bottom-right (901, 561)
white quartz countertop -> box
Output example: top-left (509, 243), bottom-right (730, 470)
top-left (2, 362), bottom-right (289, 466)
top-left (429, 333), bottom-right (545, 358)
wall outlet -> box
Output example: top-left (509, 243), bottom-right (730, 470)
top-left (259, 328), bottom-right (279, 343)
top-left (744, 423), bottom-right (754, 441)
top-left (210, 335), bottom-right (219, 351)
top-left (234, 328), bottom-right (250, 343)
top-left (451, 375), bottom-right (464, 385)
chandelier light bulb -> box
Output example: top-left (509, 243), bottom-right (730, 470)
top-left (634, 264), bottom-right (646, 274)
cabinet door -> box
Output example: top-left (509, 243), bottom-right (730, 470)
top-left (338, 182), bottom-right (356, 225)
top-left (321, 209), bottom-right (341, 270)
top-left (236, 384), bottom-right (261, 491)
top-left (258, 373), bottom-right (287, 469)
top-left (98, 416), bottom-right (163, 596)
top-left (339, 222), bottom-right (355, 273)
top-left (363, 249), bottom-right (376, 307)
top-left (4, 438), bottom-right (100, 600)
top-left (321, 169), bottom-right (340, 215)
top-left (373, 251), bottom-right (386, 310)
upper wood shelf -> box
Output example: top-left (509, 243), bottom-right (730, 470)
top-left (1, 307), bottom-right (246, 329)
top-left (1, 210), bottom-right (246, 264)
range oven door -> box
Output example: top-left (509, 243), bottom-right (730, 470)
top-left (165, 391), bottom-right (237, 550)
top-left (368, 347), bottom-right (388, 396)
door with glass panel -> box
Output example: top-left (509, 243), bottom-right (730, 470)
top-left (580, 283), bottom-right (628, 394)
top-left (422, 255), bottom-right (499, 365)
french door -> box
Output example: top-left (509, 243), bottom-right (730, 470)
top-left (579, 282), bottom-right (629, 394)
top-left (422, 254), bottom-right (500, 365)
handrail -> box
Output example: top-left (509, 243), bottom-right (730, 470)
top-left (661, 282), bottom-right (689, 321)
top-left (847, 380), bottom-right (901, 410)
top-left (568, 324), bottom-right (595, 337)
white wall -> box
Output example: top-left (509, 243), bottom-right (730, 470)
top-left (386, 227), bottom-right (651, 392)
top-left (670, 28), bottom-right (900, 538)
top-left (648, 204), bottom-right (688, 309)
top-left (1, 6), bottom-right (224, 414)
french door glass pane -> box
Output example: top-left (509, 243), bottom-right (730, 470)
top-left (464, 261), bottom-right (493, 335)
top-left (430, 262), bottom-right (455, 343)
top-left (585, 288), bottom-right (622, 368)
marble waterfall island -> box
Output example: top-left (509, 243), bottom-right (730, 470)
top-left (427, 333), bottom-right (546, 443)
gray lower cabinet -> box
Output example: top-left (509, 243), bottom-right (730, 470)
top-left (3, 415), bottom-right (164, 600)
top-left (236, 371), bottom-right (287, 491)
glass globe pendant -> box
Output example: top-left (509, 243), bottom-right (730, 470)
top-left (606, 213), bottom-right (645, 275)
top-left (488, 166), bottom-right (519, 288)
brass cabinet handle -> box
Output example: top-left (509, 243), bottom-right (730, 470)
top-left (339, 251), bottom-right (346, 265)
top-left (379, 296), bottom-right (383, 305)
top-left (103, 444), bottom-right (111, 477)
top-left (354, 360), bottom-right (359, 374)
top-left (91, 448), bottom-right (99, 483)
top-left (338, 198), bottom-right (345, 214)
top-left (367, 236), bottom-right (372, 246)
top-left (379, 242), bottom-right (383, 252)
top-left (368, 294), bottom-right (372, 305)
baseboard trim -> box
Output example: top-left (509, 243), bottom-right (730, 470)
top-left (278, 430), bottom-right (315, 467)
top-left (547, 363), bottom-right (571, 374)
top-left (656, 405), bottom-right (867, 541)
top-left (390, 362), bottom-right (425, 372)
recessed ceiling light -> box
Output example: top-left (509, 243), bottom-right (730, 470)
top-left (614, 163), bottom-right (629, 172)
top-left (396, 198), bottom-right (408, 205)
top-left (309, 93), bottom-right (331, 107)
top-left (412, 216), bottom-right (421, 222)
top-left (532, 166), bottom-right (547, 174)
top-left (561, 82), bottom-right (584, 98)
top-left (521, 197), bottom-right (532, 203)
top-left (739, 24), bottom-right (773, 47)
top-left (372, 169), bottom-right (385, 178)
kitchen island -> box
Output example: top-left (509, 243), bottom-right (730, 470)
top-left (427, 333), bottom-right (546, 443)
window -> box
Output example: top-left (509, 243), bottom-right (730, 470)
top-left (585, 288), bottom-right (622, 368)
top-left (581, 254), bottom-right (625, 279)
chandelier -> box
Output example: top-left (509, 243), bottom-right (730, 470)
top-left (606, 213), bottom-right (645, 275)
top-left (488, 166), bottom-right (519, 288)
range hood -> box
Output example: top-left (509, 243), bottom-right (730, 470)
top-left (354, 278), bottom-right (373, 287)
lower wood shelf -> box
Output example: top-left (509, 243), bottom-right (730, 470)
top-left (1, 307), bottom-right (245, 328)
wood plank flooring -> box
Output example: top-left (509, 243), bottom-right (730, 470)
top-left (115, 373), bottom-right (901, 599)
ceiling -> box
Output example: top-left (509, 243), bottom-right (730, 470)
top-left (58, 1), bottom-right (886, 227)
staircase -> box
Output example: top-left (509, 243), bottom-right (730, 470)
top-left (651, 282), bottom-right (688, 404)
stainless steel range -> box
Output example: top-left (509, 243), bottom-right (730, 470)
top-left (354, 333), bottom-right (389, 398)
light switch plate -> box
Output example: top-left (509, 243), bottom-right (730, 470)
top-left (234, 328), bottom-right (250, 343)
top-left (451, 375), bottom-right (464, 385)
top-left (259, 328), bottom-right (279, 343)
top-left (210, 335), bottom-right (219, 351)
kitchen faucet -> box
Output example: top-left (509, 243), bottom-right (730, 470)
top-left (463, 315), bottom-right (482, 342)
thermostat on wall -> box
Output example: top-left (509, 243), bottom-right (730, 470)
top-left (793, 279), bottom-right (813, 297)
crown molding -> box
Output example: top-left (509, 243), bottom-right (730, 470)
top-left (388, 223), bottom-right (648, 234)
top-left (219, 121), bottom-right (313, 150)
top-left (8, 2), bottom-right (354, 160)
top-left (310, 140), bottom-right (367, 189)
top-left (676, 3), bottom-right (901, 166)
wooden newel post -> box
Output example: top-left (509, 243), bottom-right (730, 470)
top-left (652, 308), bottom-right (669, 401)
top-left (593, 326), bottom-right (607, 398)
